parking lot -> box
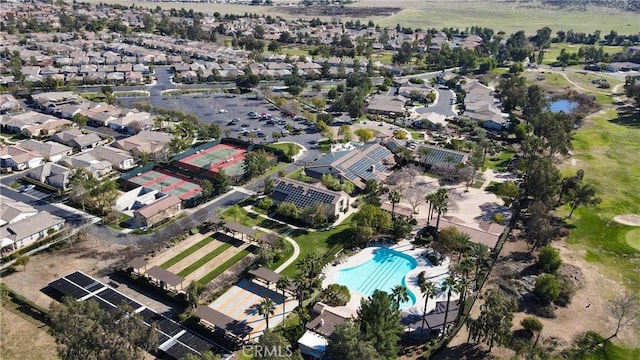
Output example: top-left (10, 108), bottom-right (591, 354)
top-left (121, 93), bottom-right (324, 161)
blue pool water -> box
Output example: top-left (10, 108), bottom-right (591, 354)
top-left (549, 99), bottom-right (578, 113)
top-left (335, 248), bottom-right (418, 309)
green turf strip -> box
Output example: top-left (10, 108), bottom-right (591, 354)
top-left (198, 249), bottom-right (250, 285)
top-left (177, 243), bottom-right (233, 277)
top-left (160, 236), bottom-right (215, 269)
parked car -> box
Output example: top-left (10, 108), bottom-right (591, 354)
top-left (20, 184), bottom-right (35, 192)
top-left (241, 123), bottom-right (250, 128)
top-left (256, 131), bottom-right (266, 138)
top-left (218, 109), bottom-right (228, 113)
top-left (227, 120), bottom-right (238, 126)
top-left (266, 120), bottom-right (275, 125)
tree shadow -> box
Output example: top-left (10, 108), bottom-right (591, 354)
top-left (609, 108), bottom-right (640, 128)
top-left (430, 342), bottom-right (494, 359)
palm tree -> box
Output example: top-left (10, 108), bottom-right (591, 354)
top-left (391, 285), bottom-right (409, 310)
top-left (417, 146), bottom-right (432, 171)
top-left (388, 190), bottom-right (401, 219)
top-left (455, 276), bottom-right (472, 324)
top-left (425, 191), bottom-right (438, 224)
top-left (567, 183), bottom-right (600, 218)
top-left (418, 271), bottom-right (437, 337)
top-left (469, 243), bottom-right (490, 290)
top-left (258, 298), bottom-right (276, 330)
top-left (452, 232), bottom-right (471, 262)
top-left (433, 188), bottom-right (449, 240)
top-left (440, 275), bottom-right (459, 338)
top-left (276, 276), bottom-right (291, 325)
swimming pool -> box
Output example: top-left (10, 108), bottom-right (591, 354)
top-left (335, 248), bottom-right (418, 309)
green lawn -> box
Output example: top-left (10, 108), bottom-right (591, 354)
top-left (542, 43), bottom-right (625, 66)
top-left (560, 105), bottom-right (640, 297)
top-left (266, 142), bottom-right (302, 157)
top-left (280, 215), bottom-right (354, 277)
top-left (485, 151), bottom-right (515, 171)
top-left (220, 206), bottom-right (264, 228)
top-left (177, 242), bottom-right (233, 277)
top-left (107, 213), bottom-right (132, 231)
top-left (198, 248), bottom-right (251, 285)
top-left (160, 236), bottom-right (216, 269)
top-left (288, 168), bottom-right (304, 180)
top-left (410, 131), bottom-right (425, 140)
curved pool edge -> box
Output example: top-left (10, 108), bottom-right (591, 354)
top-left (321, 240), bottom-right (456, 316)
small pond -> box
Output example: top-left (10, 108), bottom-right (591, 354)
top-left (549, 99), bottom-right (579, 113)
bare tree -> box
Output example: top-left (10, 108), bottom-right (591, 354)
top-left (404, 187), bottom-right (426, 214)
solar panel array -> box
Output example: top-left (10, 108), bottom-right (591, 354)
top-left (419, 146), bottom-right (467, 166)
top-left (367, 145), bottom-right (392, 162)
top-left (49, 271), bottom-right (230, 360)
top-left (274, 180), bottom-right (339, 209)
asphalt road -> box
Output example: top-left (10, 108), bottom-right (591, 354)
top-left (415, 87), bottom-right (457, 117)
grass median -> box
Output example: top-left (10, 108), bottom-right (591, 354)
top-left (160, 236), bottom-right (215, 269)
top-left (177, 242), bottom-right (233, 277)
top-left (198, 249), bottom-right (251, 285)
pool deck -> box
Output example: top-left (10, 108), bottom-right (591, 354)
top-left (322, 240), bottom-right (459, 317)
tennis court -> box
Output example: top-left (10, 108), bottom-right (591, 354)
top-left (177, 144), bottom-right (247, 172)
top-left (125, 168), bottom-right (202, 200)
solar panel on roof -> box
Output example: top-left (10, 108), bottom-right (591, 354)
top-left (156, 318), bottom-right (183, 337)
top-left (97, 289), bottom-right (142, 310)
top-left (140, 308), bottom-right (160, 324)
top-left (164, 342), bottom-right (196, 360)
top-left (92, 297), bottom-right (117, 313)
top-left (65, 271), bottom-right (97, 289)
top-left (49, 278), bottom-right (90, 299)
top-left (177, 333), bottom-right (216, 353)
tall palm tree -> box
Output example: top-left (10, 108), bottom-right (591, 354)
top-left (425, 191), bottom-right (438, 224)
top-left (440, 275), bottom-right (459, 338)
top-left (567, 183), bottom-right (601, 218)
top-left (391, 285), bottom-right (409, 310)
top-left (389, 190), bottom-right (401, 219)
top-left (433, 188), bottom-right (449, 240)
top-left (418, 271), bottom-right (437, 337)
top-left (276, 276), bottom-right (291, 325)
top-left (257, 297), bottom-right (276, 330)
top-left (455, 277), bottom-right (471, 324)
top-left (469, 243), bottom-right (490, 290)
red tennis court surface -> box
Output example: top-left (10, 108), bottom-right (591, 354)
top-left (125, 169), bottom-right (202, 200)
top-left (177, 144), bottom-right (247, 176)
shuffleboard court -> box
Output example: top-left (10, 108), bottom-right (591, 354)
top-left (126, 168), bottom-right (202, 200)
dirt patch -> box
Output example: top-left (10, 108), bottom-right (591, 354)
top-left (279, 5), bottom-right (400, 17)
top-left (1, 235), bottom-right (129, 310)
top-left (613, 214), bottom-right (640, 226)
top-left (0, 306), bottom-right (57, 360)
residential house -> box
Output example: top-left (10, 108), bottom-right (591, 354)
top-left (0, 199), bottom-right (38, 227)
top-left (81, 145), bottom-right (135, 171)
top-left (112, 130), bottom-right (172, 159)
top-left (305, 143), bottom-right (395, 189)
top-left (0, 209), bottom-right (65, 253)
top-left (18, 139), bottom-right (73, 162)
top-left (133, 195), bottom-right (182, 228)
top-left (52, 129), bottom-right (102, 150)
top-left (462, 80), bottom-right (508, 130)
top-left (26, 162), bottom-right (72, 190)
top-left (31, 91), bottom-right (84, 113)
top-left (366, 94), bottom-right (407, 116)
top-left (0, 145), bottom-right (44, 171)
top-left (270, 178), bottom-right (349, 220)
top-left (59, 154), bottom-right (113, 179)
top-left (298, 302), bottom-right (352, 360)
top-left (0, 111), bottom-right (75, 138)
top-left (0, 94), bottom-right (21, 113)
top-left (114, 186), bottom-right (163, 212)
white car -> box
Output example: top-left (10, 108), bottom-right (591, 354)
top-left (218, 109), bottom-right (228, 113)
